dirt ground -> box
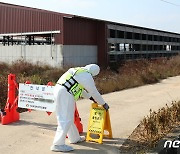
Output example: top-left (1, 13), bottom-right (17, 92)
top-left (1, 76), bottom-right (180, 154)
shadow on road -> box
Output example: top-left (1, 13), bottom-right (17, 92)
top-left (9, 119), bottom-right (57, 131)
top-left (71, 135), bottom-right (125, 154)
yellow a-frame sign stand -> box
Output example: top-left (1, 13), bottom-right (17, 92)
top-left (86, 103), bottom-right (113, 144)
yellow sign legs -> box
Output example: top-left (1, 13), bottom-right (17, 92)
top-left (104, 110), bottom-right (113, 138)
top-left (86, 103), bottom-right (113, 144)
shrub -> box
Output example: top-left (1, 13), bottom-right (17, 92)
top-left (96, 56), bottom-right (180, 94)
top-left (139, 101), bottom-right (180, 146)
top-left (0, 75), bottom-right (8, 109)
top-left (1, 56), bottom-right (180, 109)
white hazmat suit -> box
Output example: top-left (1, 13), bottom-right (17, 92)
top-left (51, 64), bottom-right (108, 152)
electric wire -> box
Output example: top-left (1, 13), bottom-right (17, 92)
top-left (160, 0), bottom-right (180, 6)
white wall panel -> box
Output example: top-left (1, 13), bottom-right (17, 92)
top-left (0, 45), bottom-right (63, 67)
top-left (0, 44), bottom-right (97, 67)
top-left (63, 45), bottom-right (97, 66)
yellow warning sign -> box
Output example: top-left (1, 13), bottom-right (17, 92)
top-left (86, 103), bottom-right (113, 144)
top-left (88, 105), bottom-right (105, 134)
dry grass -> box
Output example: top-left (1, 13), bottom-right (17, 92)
top-left (96, 56), bottom-right (180, 94)
top-left (0, 75), bottom-right (8, 109)
top-left (139, 101), bottom-right (180, 145)
top-left (1, 56), bottom-right (180, 109)
top-left (0, 60), bottom-right (66, 109)
top-left (120, 101), bottom-right (180, 153)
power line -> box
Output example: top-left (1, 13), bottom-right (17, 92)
top-left (160, 0), bottom-right (180, 6)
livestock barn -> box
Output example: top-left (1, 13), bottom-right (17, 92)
top-left (0, 2), bottom-right (180, 67)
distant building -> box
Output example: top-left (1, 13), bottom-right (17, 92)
top-left (0, 2), bottom-right (180, 67)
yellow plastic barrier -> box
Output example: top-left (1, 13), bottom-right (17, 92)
top-left (86, 103), bottom-right (112, 144)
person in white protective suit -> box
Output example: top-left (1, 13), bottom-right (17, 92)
top-left (51, 64), bottom-right (110, 152)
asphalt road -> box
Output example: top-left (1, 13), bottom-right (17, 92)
top-left (1, 76), bottom-right (180, 154)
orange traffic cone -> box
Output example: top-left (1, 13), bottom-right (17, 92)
top-left (74, 104), bottom-right (83, 133)
top-left (1, 74), bottom-right (19, 125)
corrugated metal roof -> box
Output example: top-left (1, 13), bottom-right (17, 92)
top-left (0, 2), bottom-right (72, 16)
top-left (0, 2), bottom-right (69, 44)
top-left (1, 2), bottom-right (180, 36)
top-left (63, 17), bottom-right (97, 45)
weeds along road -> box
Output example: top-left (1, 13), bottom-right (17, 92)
top-left (1, 76), bottom-right (180, 154)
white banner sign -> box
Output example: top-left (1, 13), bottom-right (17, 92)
top-left (18, 83), bottom-right (55, 112)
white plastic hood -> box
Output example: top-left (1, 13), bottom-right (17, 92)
top-left (84, 64), bottom-right (100, 76)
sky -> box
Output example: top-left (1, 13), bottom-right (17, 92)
top-left (0, 0), bottom-right (180, 33)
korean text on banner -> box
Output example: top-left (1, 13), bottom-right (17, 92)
top-left (18, 83), bottom-right (55, 112)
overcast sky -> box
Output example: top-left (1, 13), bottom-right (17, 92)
top-left (0, 0), bottom-right (180, 33)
